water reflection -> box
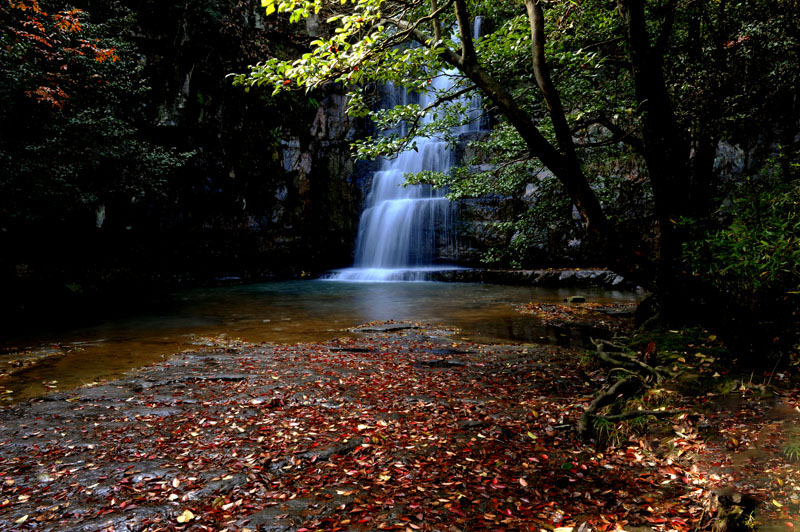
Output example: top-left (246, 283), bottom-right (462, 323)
top-left (1, 280), bottom-right (641, 401)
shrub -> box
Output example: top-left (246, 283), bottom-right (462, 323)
top-left (682, 157), bottom-right (800, 353)
top-left (684, 168), bottom-right (800, 308)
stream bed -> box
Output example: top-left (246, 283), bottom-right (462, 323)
top-left (0, 279), bottom-right (641, 402)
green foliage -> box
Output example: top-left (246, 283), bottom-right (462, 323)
top-left (629, 327), bottom-right (717, 354)
top-left (781, 423), bottom-right (800, 462)
top-left (352, 99), bottom-right (473, 159)
top-left (0, 2), bottom-right (191, 229)
top-left (591, 416), bottom-right (622, 447)
top-left (665, 0), bottom-right (800, 145)
top-left (683, 174), bottom-right (800, 305)
top-left (625, 415), bottom-right (654, 435)
top-left (784, 440), bottom-right (800, 462)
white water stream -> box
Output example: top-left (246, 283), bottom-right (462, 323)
top-left (329, 20), bottom-right (484, 282)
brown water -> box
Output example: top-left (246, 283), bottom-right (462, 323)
top-left (0, 280), bottom-right (640, 402)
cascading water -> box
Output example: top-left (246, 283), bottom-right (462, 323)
top-left (328, 19), bottom-right (483, 282)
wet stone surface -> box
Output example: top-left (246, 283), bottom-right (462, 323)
top-left (1, 322), bottom-right (798, 531)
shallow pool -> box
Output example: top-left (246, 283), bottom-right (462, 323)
top-left (0, 279), bottom-right (640, 401)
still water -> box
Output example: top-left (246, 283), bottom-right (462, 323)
top-left (1, 280), bottom-right (640, 402)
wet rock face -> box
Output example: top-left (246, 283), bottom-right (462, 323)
top-left (450, 196), bottom-right (517, 265)
top-left (86, 1), bottom-right (372, 277)
top-left (272, 90), bottom-right (373, 269)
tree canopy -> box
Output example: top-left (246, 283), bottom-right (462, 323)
top-left (0, 0), bottom-right (190, 231)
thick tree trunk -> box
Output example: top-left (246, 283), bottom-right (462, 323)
top-left (618, 0), bottom-right (692, 309)
top-left (523, 0), bottom-right (611, 242)
top-left (460, 60), bottom-right (610, 238)
top-left (455, 0), bottom-right (649, 279)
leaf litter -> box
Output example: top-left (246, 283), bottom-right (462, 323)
top-left (0, 321), bottom-right (797, 531)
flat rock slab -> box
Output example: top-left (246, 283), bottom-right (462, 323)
top-left (348, 322), bottom-right (422, 333)
top-left (430, 268), bottom-right (637, 289)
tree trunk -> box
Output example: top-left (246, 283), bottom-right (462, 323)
top-left (399, 2), bottom-right (651, 282)
top-left (618, 0), bottom-right (692, 310)
top-left (523, 0), bottom-right (611, 242)
top-left (403, 3), bottom-right (614, 246)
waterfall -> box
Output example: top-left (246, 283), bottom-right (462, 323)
top-left (328, 18), bottom-right (483, 282)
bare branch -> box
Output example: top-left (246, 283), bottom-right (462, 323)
top-left (430, 0), bottom-right (442, 42)
top-left (422, 84), bottom-right (478, 112)
top-left (380, 0), bottom-right (455, 46)
top-left (572, 114), bottom-right (644, 153)
top-left (382, 9), bottom-right (464, 69)
top-left (490, 154), bottom-right (533, 174)
top-left (595, 350), bottom-right (664, 382)
top-left (581, 36), bottom-right (625, 53)
top-left (453, 0), bottom-right (475, 62)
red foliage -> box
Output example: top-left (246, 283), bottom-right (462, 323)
top-left (24, 85), bottom-right (69, 109)
top-left (5, 0), bottom-right (119, 108)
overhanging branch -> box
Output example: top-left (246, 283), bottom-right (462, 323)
top-left (572, 114), bottom-right (644, 153)
top-left (382, 15), bottom-right (464, 69)
top-left (453, 0), bottom-right (475, 62)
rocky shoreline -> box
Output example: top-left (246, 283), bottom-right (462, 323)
top-left (428, 268), bottom-right (637, 289)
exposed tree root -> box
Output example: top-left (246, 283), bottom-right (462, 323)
top-left (579, 337), bottom-right (680, 440)
top-left (707, 487), bottom-right (760, 532)
top-left (578, 375), bottom-right (644, 436)
top-left (601, 409), bottom-right (682, 422)
top-left (594, 349), bottom-right (664, 382)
